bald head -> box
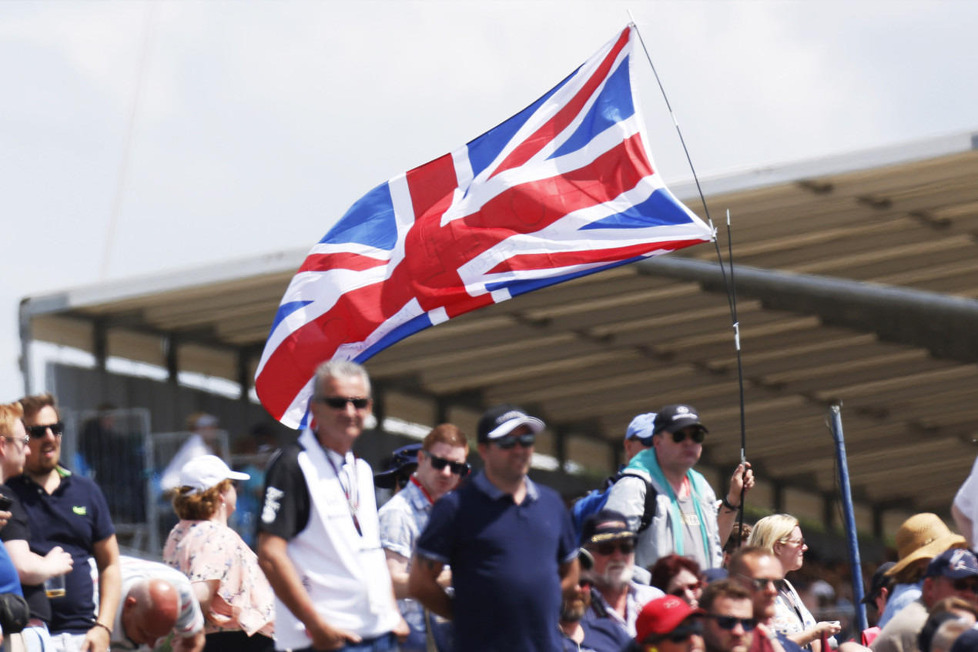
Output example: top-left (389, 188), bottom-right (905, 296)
top-left (122, 579), bottom-right (180, 645)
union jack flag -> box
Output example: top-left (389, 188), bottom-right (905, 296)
top-left (257, 25), bottom-right (713, 428)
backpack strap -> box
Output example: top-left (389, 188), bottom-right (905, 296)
top-left (618, 469), bottom-right (658, 533)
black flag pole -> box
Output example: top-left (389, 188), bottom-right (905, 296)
top-left (628, 15), bottom-right (750, 541)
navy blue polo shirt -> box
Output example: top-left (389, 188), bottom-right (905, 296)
top-left (416, 471), bottom-right (576, 652)
top-left (7, 468), bottom-right (115, 634)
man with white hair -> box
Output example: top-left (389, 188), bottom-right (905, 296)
top-left (258, 360), bottom-right (407, 652)
top-left (581, 509), bottom-right (663, 638)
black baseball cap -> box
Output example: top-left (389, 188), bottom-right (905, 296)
top-left (653, 404), bottom-right (708, 436)
top-left (476, 404), bottom-right (544, 443)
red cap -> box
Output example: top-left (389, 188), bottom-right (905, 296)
top-left (635, 595), bottom-right (704, 643)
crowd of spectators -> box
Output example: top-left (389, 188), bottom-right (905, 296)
top-left (1, 360), bottom-right (976, 652)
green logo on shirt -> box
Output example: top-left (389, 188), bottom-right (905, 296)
top-left (72, 506), bottom-right (87, 516)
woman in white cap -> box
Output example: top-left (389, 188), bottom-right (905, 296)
top-left (163, 455), bottom-right (275, 652)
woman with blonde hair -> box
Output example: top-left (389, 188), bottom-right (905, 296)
top-left (163, 455), bottom-right (274, 652)
top-left (747, 514), bottom-right (841, 652)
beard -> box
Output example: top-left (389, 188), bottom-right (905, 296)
top-left (561, 599), bottom-right (587, 622)
top-left (597, 561), bottom-right (633, 589)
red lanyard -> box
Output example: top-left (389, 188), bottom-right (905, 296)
top-left (410, 475), bottom-right (435, 505)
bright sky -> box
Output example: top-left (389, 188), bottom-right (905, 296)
top-left (2, 1), bottom-right (976, 402)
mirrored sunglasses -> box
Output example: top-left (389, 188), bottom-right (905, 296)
top-left (26, 422), bottom-right (64, 438)
top-left (424, 451), bottom-right (471, 477)
top-left (493, 433), bottom-right (536, 449)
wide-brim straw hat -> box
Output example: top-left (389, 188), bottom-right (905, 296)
top-left (885, 513), bottom-right (966, 577)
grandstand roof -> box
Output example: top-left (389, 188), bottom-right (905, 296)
top-left (21, 129), bottom-right (978, 531)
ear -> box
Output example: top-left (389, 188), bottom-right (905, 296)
top-left (416, 450), bottom-right (425, 465)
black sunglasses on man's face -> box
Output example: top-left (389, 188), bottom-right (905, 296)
top-left (669, 428), bottom-right (705, 444)
top-left (26, 422), bottom-right (64, 438)
top-left (493, 433), bottom-right (536, 449)
top-left (424, 451), bottom-right (471, 477)
top-left (314, 396), bottom-right (370, 410)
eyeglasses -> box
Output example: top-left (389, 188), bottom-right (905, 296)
top-left (424, 451), bottom-right (471, 477)
top-left (493, 433), bottom-right (536, 449)
top-left (313, 396), bottom-right (370, 410)
top-left (952, 578), bottom-right (978, 594)
top-left (670, 428), bottom-right (705, 444)
top-left (738, 575), bottom-right (786, 592)
top-left (781, 537), bottom-right (806, 547)
top-left (25, 422), bottom-right (64, 438)
top-left (2, 436), bottom-right (30, 447)
top-left (707, 615), bottom-right (757, 632)
top-left (593, 540), bottom-right (636, 556)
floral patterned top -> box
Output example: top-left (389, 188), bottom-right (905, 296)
top-left (163, 520), bottom-right (275, 637)
top-left (772, 578), bottom-right (817, 650)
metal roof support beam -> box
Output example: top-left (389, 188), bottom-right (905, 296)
top-left (822, 492), bottom-right (836, 533)
top-left (93, 319), bottom-right (107, 371)
top-left (18, 300), bottom-right (34, 395)
top-left (772, 482), bottom-right (785, 515)
top-left (372, 381), bottom-right (387, 431)
top-left (639, 258), bottom-right (978, 363)
top-left (435, 397), bottom-right (451, 425)
top-left (554, 426), bottom-right (568, 474)
top-left (872, 505), bottom-right (884, 540)
top-left (236, 350), bottom-right (250, 403)
top-left (164, 335), bottom-right (178, 385)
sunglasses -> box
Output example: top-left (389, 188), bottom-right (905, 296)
top-left (424, 451), bottom-right (471, 477)
top-left (670, 581), bottom-right (702, 597)
top-left (953, 578), bottom-right (978, 594)
top-left (26, 422), bottom-right (64, 438)
top-left (314, 396), bottom-right (370, 410)
top-left (739, 575), bottom-right (786, 592)
top-left (670, 428), bottom-right (705, 444)
top-left (493, 433), bottom-right (536, 449)
top-left (594, 540), bottom-right (636, 556)
top-left (708, 615), bottom-right (757, 632)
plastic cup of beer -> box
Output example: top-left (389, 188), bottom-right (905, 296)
top-left (44, 574), bottom-right (66, 598)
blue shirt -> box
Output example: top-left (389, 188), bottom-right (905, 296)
top-left (0, 538), bottom-right (22, 596)
top-left (416, 471), bottom-right (577, 652)
top-left (378, 479), bottom-right (435, 651)
top-left (876, 581), bottom-right (921, 629)
top-left (7, 468), bottom-right (115, 634)
top-left (581, 606), bottom-right (632, 651)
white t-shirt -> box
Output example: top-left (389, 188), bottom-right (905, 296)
top-left (954, 456), bottom-right (978, 545)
